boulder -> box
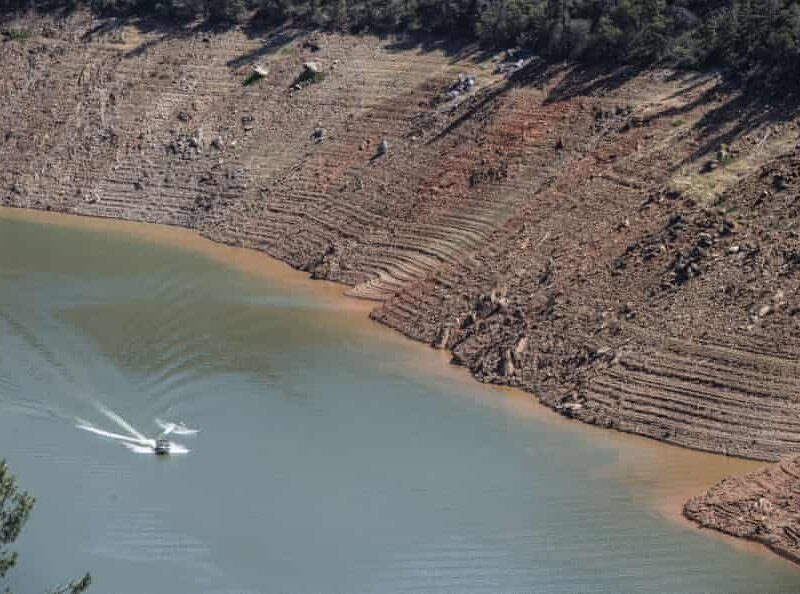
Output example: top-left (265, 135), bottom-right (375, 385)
top-left (251, 64), bottom-right (270, 78)
top-left (433, 326), bottom-right (450, 350)
top-left (311, 127), bottom-right (326, 143)
top-left (500, 349), bottom-right (516, 377)
top-left (303, 62), bottom-right (322, 75)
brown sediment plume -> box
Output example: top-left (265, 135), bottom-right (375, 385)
top-left (0, 206), bottom-right (372, 314)
top-left (4, 11), bottom-right (800, 564)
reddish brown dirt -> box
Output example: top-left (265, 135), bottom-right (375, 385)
top-left (4, 12), bottom-right (800, 564)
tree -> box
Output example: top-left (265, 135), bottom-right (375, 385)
top-left (204, 0), bottom-right (244, 22)
top-left (0, 460), bottom-right (91, 594)
top-left (335, 0), bottom-right (348, 30)
top-left (547, 0), bottom-right (573, 58)
top-left (3, 0), bottom-right (800, 85)
top-left (475, 0), bottom-right (533, 46)
top-left (632, 0), bottom-right (668, 61)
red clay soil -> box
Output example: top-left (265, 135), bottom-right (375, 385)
top-left (4, 11), bottom-right (800, 564)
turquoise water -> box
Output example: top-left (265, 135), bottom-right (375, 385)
top-left (1, 212), bottom-right (798, 593)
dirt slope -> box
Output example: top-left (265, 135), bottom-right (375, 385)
top-left (3, 12), bottom-right (800, 563)
top-left (685, 456), bottom-right (800, 564)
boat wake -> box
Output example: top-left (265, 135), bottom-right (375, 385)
top-left (76, 422), bottom-right (155, 447)
top-left (76, 406), bottom-right (195, 456)
top-left (156, 418), bottom-right (199, 436)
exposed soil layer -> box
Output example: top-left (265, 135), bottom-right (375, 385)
top-left (4, 12), bottom-right (800, 563)
top-left (685, 457), bottom-right (800, 565)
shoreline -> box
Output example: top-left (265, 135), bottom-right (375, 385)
top-left (3, 204), bottom-right (796, 572)
top-left (4, 13), bottom-right (800, 574)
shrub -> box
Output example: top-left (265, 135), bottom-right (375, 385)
top-left (2, 28), bottom-right (30, 42)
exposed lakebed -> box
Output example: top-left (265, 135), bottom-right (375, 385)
top-left (1, 208), bottom-right (798, 593)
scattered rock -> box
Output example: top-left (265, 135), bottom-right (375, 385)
top-left (754, 303), bottom-right (773, 319)
top-left (303, 61), bottom-right (321, 75)
top-left (302, 37), bottom-right (321, 52)
top-left (377, 139), bottom-right (389, 156)
top-left (696, 232), bottom-right (713, 248)
top-left (292, 62), bottom-right (325, 89)
top-left (500, 349), bottom-right (516, 377)
top-left (251, 64), bottom-right (270, 78)
top-left (442, 73), bottom-right (477, 102)
top-left (311, 127), bottom-right (326, 143)
top-left (562, 402), bottom-right (583, 416)
top-left (433, 326), bottom-right (450, 349)
top-left (494, 58), bottom-right (525, 76)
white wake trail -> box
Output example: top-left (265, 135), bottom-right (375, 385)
top-left (98, 405), bottom-right (148, 441)
top-left (122, 443), bottom-right (155, 454)
top-left (156, 418), bottom-right (198, 436)
top-left (76, 421), bottom-right (155, 446)
top-left (76, 408), bottom-right (194, 455)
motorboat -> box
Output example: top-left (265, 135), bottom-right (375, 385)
top-left (76, 414), bottom-right (194, 456)
top-left (154, 438), bottom-right (171, 456)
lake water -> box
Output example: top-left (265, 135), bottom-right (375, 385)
top-left (1, 208), bottom-right (799, 594)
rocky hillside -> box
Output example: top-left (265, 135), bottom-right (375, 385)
top-left (3, 11), bottom-right (799, 458)
top-left (3, 11), bottom-right (800, 562)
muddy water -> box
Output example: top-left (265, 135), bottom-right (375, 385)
top-left (1, 208), bottom-right (798, 594)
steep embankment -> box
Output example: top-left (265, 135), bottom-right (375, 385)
top-left (3, 12), bottom-right (800, 562)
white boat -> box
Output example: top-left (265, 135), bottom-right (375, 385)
top-left (154, 438), bottom-right (171, 456)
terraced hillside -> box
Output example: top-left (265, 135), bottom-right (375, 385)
top-left (374, 93), bottom-right (800, 454)
top-left (4, 13), bottom-right (800, 552)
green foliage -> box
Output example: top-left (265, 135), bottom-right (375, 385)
top-left (475, 0), bottom-right (534, 47)
top-left (718, 143), bottom-right (734, 164)
top-left (0, 459), bottom-right (91, 594)
top-left (1, 28), bottom-right (30, 42)
top-left (294, 67), bottom-right (325, 87)
top-left (0, 460), bottom-right (34, 581)
top-left (243, 71), bottom-right (263, 86)
top-left (206, 0), bottom-right (245, 22)
top-left (1, 0), bottom-right (800, 84)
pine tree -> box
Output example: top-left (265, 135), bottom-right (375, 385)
top-left (0, 460), bottom-right (91, 594)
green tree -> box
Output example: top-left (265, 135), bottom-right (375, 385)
top-left (476, 0), bottom-right (533, 46)
top-left (631, 0), bottom-right (668, 61)
top-left (204, 0), bottom-right (245, 22)
top-left (0, 460), bottom-right (91, 594)
top-left (547, 0), bottom-right (573, 58)
top-left (335, 0), bottom-right (348, 30)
